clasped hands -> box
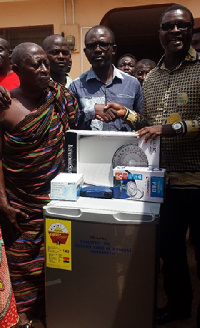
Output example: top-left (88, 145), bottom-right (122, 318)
top-left (94, 102), bottom-right (127, 122)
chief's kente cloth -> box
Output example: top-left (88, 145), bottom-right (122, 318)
top-left (1, 81), bottom-right (78, 313)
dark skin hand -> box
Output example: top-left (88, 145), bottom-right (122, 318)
top-left (0, 86), bottom-right (11, 110)
top-left (0, 202), bottom-right (25, 233)
top-left (137, 124), bottom-right (176, 142)
top-left (95, 102), bottom-right (127, 122)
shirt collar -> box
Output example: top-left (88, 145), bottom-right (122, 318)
top-left (158, 47), bottom-right (199, 70)
top-left (50, 74), bottom-right (68, 83)
top-left (86, 65), bottom-right (124, 82)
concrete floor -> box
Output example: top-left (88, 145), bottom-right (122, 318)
top-left (33, 234), bottom-right (199, 328)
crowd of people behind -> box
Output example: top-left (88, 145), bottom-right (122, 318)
top-left (0, 3), bottom-right (200, 328)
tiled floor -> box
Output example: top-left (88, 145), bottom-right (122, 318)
top-left (33, 234), bottom-right (199, 328)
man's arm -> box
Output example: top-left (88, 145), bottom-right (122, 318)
top-left (0, 118), bottom-right (26, 232)
top-left (69, 78), bottom-right (145, 128)
top-left (137, 119), bottom-right (200, 142)
top-left (95, 80), bottom-right (144, 127)
top-left (95, 102), bottom-right (148, 130)
top-left (69, 79), bottom-right (123, 126)
top-left (94, 103), bottom-right (122, 122)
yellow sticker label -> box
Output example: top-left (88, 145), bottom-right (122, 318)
top-left (167, 113), bottom-right (182, 124)
top-left (45, 218), bottom-right (72, 271)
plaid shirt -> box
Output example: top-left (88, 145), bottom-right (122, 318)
top-left (142, 47), bottom-right (200, 187)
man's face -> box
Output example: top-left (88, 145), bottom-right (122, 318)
top-left (0, 39), bottom-right (10, 71)
top-left (159, 9), bottom-right (192, 56)
top-left (18, 46), bottom-right (50, 91)
top-left (135, 64), bottom-right (154, 85)
top-left (117, 56), bottom-right (136, 76)
top-left (84, 27), bottom-right (116, 69)
top-left (192, 33), bottom-right (200, 53)
top-left (45, 39), bottom-right (71, 74)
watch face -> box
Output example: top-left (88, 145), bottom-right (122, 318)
top-left (112, 144), bottom-right (148, 168)
top-left (172, 122), bottom-right (182, 130)
top-left (172, 122), bottom-right (182, 134)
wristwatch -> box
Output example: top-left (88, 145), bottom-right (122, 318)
top-left (172, 122), bottom-right (183, 134)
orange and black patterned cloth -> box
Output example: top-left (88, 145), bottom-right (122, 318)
top-left (142, 47), bottom-right (200, 188)
top-left (1, 81), bottom-right (78, 314)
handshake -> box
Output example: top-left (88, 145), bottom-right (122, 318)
top-left (94, 102), bottom-right (127, 122)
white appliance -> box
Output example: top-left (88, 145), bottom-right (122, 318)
top-left (44, 198), bottom-right (160, 328)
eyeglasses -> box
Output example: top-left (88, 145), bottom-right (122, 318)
top-left (85, 41), bottom-right (114, 51)
top-left (160, 21), bottom-right (192, 32)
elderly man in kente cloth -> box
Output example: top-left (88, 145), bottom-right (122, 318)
top-left (0, 42), bottom-right (78, 327)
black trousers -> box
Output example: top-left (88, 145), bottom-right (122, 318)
top-left (159, 188), bottom-right (200, 309)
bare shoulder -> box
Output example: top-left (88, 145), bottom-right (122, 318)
top-left (1, 97), bottom-right (31, 132)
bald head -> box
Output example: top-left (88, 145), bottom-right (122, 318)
top-left (11, 42), bottom-right (50, 92)
top-left (12, 42), bottom-right (46, 67)
top-left (42, 34), bottom-right (68, 52)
